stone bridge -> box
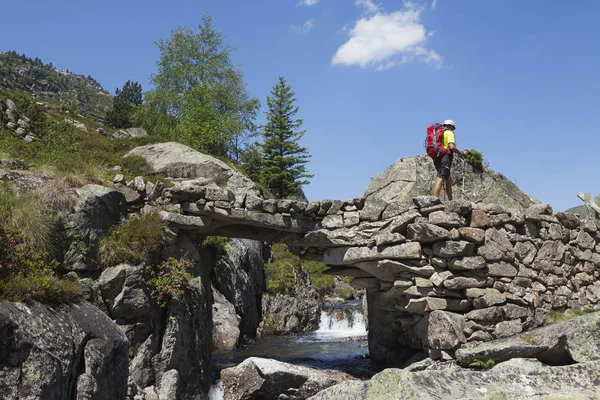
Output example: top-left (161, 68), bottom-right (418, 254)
top-left (148, 178), bottom-right (600, 365)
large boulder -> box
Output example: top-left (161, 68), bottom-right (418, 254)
top-left (211, 239), bottom-right (266, 339)
top-left (221, 357), bottom-right (354, 400)
top-left (363, 155), bottom-right (538, 209)
top-left (62, 184), bottom-right (127, 271)
top-left (0, 301), bottom-right (129, 400)
top-left (260, 267), bottom-right (321, 335)
top-left (309, 358), bottom-right (600, 400)
top-left (456, 311), bottom-right (600, 366)
top-left (124, 142), bottom-right (259, 195)
top-left (212, 286), bottom-right (241, 354)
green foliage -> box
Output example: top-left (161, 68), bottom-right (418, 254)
top-left (259, 76), bottom-right (313, 199)
top-left (99, 211), bottom-right (167, 267)
top-left (468, 359), bottom-right (496, 369)
top-left (140, 14), bottom-right (260, 159)
top-left (265, 243), bottom-right (335, 296)
top-left (463, 149), bottom-right (484, 171)
top-left (240, 142), bottom-right (263, 183)
top-left (260, 312), bottom-right (282, 336)
top-left (201, 236), bottom-right (230, 258)
top-left (106, 80), bottom-right (143, 129)
top-left (302, 260), bottom-right (335, 295)
top-left (265, 243), bottom-right (298, 294)
top-left (121, 155), bottom-right (152, 177)
top-left (0, 214), bottom-right (81, 302)
top-left (545, 308), bottom-right (598, 324)
top-left (145, 257), bottom-right (193, 306)
top-left (0, 113), bottom-right (162, 183)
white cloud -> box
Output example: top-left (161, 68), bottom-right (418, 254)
top-left (355, 0), bottom-right (380, 14)
top-left (431, 0), bottom-right (438, 9)
top-left (301, 0), bottom-right (319, 6)
top-left (332, 3), bottom-right (442, 69)
top-left (291, 19), bottom-right (315, 34)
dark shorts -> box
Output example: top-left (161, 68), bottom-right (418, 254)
top-left (434, 153), bottom-right (453, 179)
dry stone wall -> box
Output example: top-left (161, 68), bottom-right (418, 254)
top-left (119, 174), bottom-right (600, 365)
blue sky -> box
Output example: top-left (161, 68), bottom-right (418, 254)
top-left (2, 0), bottom-right (599, 211)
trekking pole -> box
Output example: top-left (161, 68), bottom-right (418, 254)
top-left (461, 158), bottom-right (465, 199)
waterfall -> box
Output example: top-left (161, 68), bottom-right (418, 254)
top-left (208, 380), bottom-right (224, 400)
top-left (315, 300), bottom-right (367, 337)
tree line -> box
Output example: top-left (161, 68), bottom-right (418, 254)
top-left (106, 15), bottom-right (313, 199)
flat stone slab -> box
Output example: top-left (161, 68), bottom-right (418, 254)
top-left (323, 242), bottom-right (422, 265)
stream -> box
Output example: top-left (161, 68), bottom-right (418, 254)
top-left (208, 299), bottom-right (374, 399)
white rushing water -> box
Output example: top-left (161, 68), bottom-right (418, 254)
top-left (207, 380), bottom-right (223, 400)
top-left (314, 302), bottom-right (367, 338)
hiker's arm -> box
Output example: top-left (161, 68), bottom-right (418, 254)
top-left (448, 143), bottom-right (467, 156)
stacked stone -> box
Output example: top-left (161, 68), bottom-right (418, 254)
top-left (313, 195), bottom-right (600, 356)
top-left (0, 98), bottom-right (35, 142)
top-left (146, 178), bottom-right (600, 356)
top-left (112, 173), bottom-right (165, 209)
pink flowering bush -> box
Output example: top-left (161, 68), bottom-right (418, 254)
top-left (0, 214), bottom-right (80, 302)
top-left (146, 257), bottom-right (193, 307)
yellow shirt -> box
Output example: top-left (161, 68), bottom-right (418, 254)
top-left (443, 130), bottom-right (455, 148)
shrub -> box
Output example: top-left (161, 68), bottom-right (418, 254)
top-left (201, 236), bottom-right (230, 258)
top-left (0, 215), bottom-right (81, 302)
top-left (145, 257), bottom-right (193, 306)
top-left (264, 243), bottom-right (298, 294)
top-left (99, 211), bottom-right (166, 267)
top-left (265, 243), bottom-right (339, 296)
top-left (302, 260), bottom-right (335, 295)
top-left (463, 149), bottom-right (484, 171)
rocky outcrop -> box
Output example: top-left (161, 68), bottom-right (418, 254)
top-left (363, 155), bottom-right (538, 209)
top-left (308, 358), bottom-right (600, 400)
top-left (260, 266), bottom-right (321, 335)
top-left (212, 238), bottom-right (266, 340)
top-left (62, 184), bottom-right (127, 272)
top-left (456, 311), bottom-right (600, 366)
top-left (113, 127), bottom-right (148, 139)
top-left (124, 142), bottom-right (259, 195)
top-left (212, 286), bottom-right (241, 354)
top-left (0, 301), bottom-right (129, 400)
top-left (221, 357), bottom-right (354, 400)
top-left (0, 98), bottom-right (36, 141)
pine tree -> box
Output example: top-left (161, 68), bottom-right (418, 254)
top-left (106, 80), bottom-right (143, 128)
top-left (259, 76), bottom-right (313, 199)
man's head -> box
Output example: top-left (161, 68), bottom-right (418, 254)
top-left (443, 119), bottom-right (456, 130)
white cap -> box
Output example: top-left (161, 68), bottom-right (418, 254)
top-left (443, 119), bottom-right (456, 128)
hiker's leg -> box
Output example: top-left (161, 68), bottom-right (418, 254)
top-left (445, 176), bottom-right (453, 200)
top-left (433, 176), bottom-right (443, 197)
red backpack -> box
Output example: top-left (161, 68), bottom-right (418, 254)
top-left (425, 123), bottom-right (447, 159)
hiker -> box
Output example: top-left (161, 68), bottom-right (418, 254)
top-left (428, 119), bottom-right (468, 200)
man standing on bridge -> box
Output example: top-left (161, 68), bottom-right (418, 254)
top-left (432, 119), bottom-right (468, 200)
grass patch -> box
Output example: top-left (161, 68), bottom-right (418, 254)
top-left (302, 260), bottom-right (335, 295)
top-left (0, 183), bottom-right (57, 254)
top-left (545, 308), bottom-right (598, 324)
top-left (0, 270), bottom-right (82, 303)
top-left (99, 211), bottom-right (166, 267)
top-left (468, 359), bottom-right (496, 369)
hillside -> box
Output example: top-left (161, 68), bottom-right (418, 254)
top-left (0, 51), bottom-right (112, 121)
